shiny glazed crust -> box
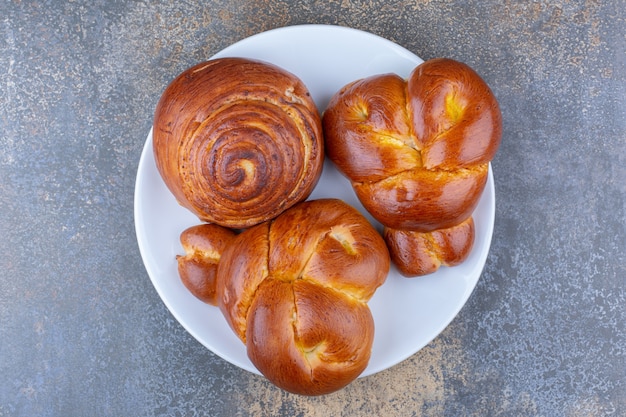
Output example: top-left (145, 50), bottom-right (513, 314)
top-left (212, 199), bottom-right (390, 395)
top-left (153, 58), bottom-right (324, 229)
top-left (384, 217), bottom-right (475, 276)
top-left (323, 58), bottom-right (501, 231)
top-left (176, 224), bottom-right (237, 305)
top-left (322, 58), bottom-right (501, 275)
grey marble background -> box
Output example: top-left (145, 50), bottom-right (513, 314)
top-left (1, 1), bottom-right (624, 416)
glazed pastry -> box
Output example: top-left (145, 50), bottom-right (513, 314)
top-left (384, 217), bottom-right (475, 276)
top-left (323, 58), bottom-right (501, 275)
top-left (176, 224), bottom-right (236, 305)
top-left (178, 199), bottom-right (390, 395)
top-left (153, 58), bottom-right (324, 229)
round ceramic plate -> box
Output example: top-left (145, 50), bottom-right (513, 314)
top-left (134, 24), bottom-right (495, 377)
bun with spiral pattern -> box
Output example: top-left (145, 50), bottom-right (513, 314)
top-left (153, 58), bottom-right (324, 229)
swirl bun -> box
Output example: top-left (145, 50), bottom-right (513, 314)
top-left (177, 199), bottom-right (390, 395)
top-left (153, 58), bottom-right (324, 229)
top-left (323, 58), bottom-right (501, 275)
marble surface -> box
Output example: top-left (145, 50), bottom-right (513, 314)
top-left (1, 1), bottom-right (624, 416)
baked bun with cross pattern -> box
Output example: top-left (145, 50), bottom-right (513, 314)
top-left (176, 199), bottom-right (390, 395)
top-left (322, 58), bottom-right (502, 276)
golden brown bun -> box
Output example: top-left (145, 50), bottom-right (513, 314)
top-left (384, 217), bottom-right (475, 277)
top-left (176, 224), bottom-right (237, 305)
top-left (153, 58), bottom-right (324, 229)
top-left (323, 58), bottom-right (501, 232)
top-left (216, 198), bottom-right (389, 395)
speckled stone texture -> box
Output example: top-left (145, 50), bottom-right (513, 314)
top-left (1, 1), bottom-right (624, 416)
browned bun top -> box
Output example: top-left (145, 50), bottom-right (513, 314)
top-left (216, 198), bottom-right (390, 395)
top-left (176, 224), bottom-right (237, 305)
top-left (407, 58), bottom-right (502, 169)
top-left (153, 58), bottom-right (324, 229)
top-left (384, 216), bottom-right (475, 277)
top-left (323, 58), bottom-right (501, 232)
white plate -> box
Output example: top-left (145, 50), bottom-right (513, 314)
top-left (134, 24), bottom-right (495, 377)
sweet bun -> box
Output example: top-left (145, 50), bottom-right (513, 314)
top-left (177, 199), bottom-right (390, 395)
top-left (323, 58), bottom-right (501, 275)
top-left (384, 217), bottom-right (475, 276)
top-left (153, 58), bottom-right (324, 229)
top-left (176, 224), bottom-right (236, 305)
